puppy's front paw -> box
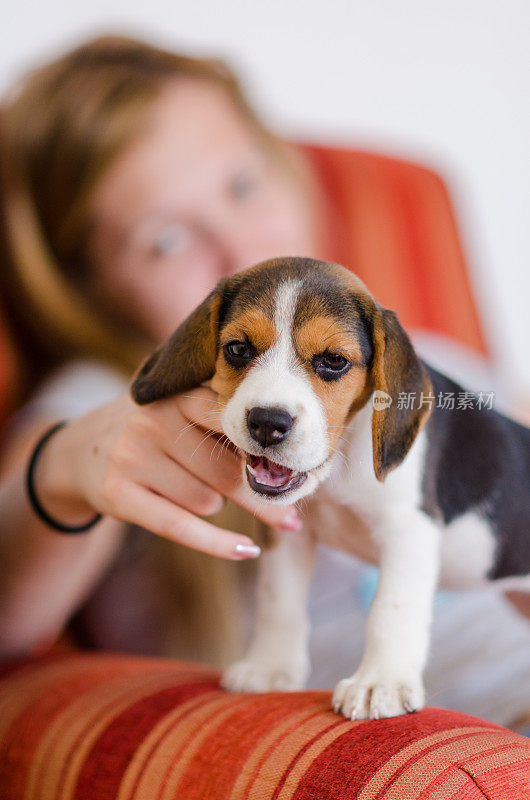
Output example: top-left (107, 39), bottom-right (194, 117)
top-left (332, 670), bottom-right (424, 720)
top-left (221, 656), bottom-right (309, 693)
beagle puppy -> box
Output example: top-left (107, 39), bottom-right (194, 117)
top-left (131, 257), bottom-right (530, 720)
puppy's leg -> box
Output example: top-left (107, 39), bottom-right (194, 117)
top-left (333, 509), bottom-right (441, 720)
top-left (221, 526), bottom-right (315, 692)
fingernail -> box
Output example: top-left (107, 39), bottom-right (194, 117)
top-left (279, 512), bottom-right (302, 531)
top-left (234, 543), bottom-right (261, 558)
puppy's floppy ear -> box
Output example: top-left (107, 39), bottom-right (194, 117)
top-left (131, 280), bottom-right (227, 404)
top-left (370, 305), bottom-right (433, 481)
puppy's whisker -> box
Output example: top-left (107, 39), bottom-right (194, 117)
top-left (317, 320), bottom-right (340, 345)
top-left (173, 420), bottom-right (201, 444)
top-left (173, 411), bottom-right (223, 444)
top-left (178, 395), bottom-right (221, 405)
top-left (188, 430), bottom-right (216, 462)
top-left (218, 433), bottom-right (234, 453)
top-left (210, 433), bottom-right (232, 463)
top-left (187, 409), bottom-right (224, 423)
top-left (297, 496), bottom-right (309, 517)
top-left (332, 444), bottom-right (355, 474)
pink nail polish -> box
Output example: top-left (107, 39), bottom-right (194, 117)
top-left (234, 543), bottom-right (261, 558)
top-left (280, 513), bottom-right (302, 531)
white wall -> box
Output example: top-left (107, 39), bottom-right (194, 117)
top-left (2, 0), bottom-right (529, 390)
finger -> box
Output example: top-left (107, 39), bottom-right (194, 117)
top-left (112, 480), bottom-right (261, 560)
top-left (136, 449), bottom-right (226, 518)
top-left (163, 425), bottom-right (301, 531)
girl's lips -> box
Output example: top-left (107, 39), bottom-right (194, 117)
top-left (245, 453), bottom-right (307, 496)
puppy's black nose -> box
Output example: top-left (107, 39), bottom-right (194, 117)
top-left (247, 407), bottom-right (294, 447)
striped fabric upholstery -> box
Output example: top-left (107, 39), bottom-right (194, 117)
top-left (299, 143), bottom-right (488, 357)
top-left (0, 651), bottom-right (528, 799)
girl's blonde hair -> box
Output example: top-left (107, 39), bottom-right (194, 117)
top-left (0, 34), bottom-right (281, 666)
top-left (0, 34), bottom-right (276, 397)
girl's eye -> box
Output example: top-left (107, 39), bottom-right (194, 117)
top-left (152, 223), bottom-right (192, 256)
top-left (223, 339), bottom-right (256, 367)
top-left (312, 351), bottom-right (352, 382)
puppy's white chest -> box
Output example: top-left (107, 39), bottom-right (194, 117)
top-left (305, 412), bottom-right (386, 562)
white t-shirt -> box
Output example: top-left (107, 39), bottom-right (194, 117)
top-left (5, 359), bottom-right (131, 430)
top-left (8, 358), bottom-right (530, 729)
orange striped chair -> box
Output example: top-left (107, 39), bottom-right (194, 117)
top-left (300, 142), bottom-right (488, 358)
top-left (1, 145), bottom-right (529, 798)
top-left (0, 651), bottom-right (529, 798)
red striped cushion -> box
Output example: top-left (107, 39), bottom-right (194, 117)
top-left (299, 143), bottom-right (488, 357)
top-left (0, 651), bottom-right (528, 799)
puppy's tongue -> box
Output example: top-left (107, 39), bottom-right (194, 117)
top-left (246, 454), bottom-right (297, 487)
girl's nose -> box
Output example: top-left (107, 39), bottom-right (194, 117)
top-left (202, 210), bottom-right (273, 277)
top-left (211, 231), bottom-right (277, 278)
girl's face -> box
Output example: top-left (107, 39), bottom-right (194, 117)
top-left (87, 79), bottom-right (322, 343)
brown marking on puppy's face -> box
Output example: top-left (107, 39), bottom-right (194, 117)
top-left (221, 310), bottom-right (277, 353)
top-left (294, 315), bottom-right (371, 452)
top-left (211, 309), bottom-right (276, 402)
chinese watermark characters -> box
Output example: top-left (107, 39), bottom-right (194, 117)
top-left (395, 391), bottom-right (495, 411)
top-left (372, 390), bottom-right (495, 411)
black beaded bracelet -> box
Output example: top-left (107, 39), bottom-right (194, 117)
top-left (26, 420), bottom-right (103, 534)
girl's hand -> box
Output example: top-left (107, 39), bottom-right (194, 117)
top-left (35, 388), bottom-right (301, 560)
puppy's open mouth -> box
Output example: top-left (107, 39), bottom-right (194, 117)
top-left (245, 453), bottom-right (307, 496)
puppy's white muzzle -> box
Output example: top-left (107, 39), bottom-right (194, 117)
top-left (221, 356), bottom-right (332, 503)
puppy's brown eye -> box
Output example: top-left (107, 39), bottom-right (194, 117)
top-left (223, 339), bottom-right (256, 368)
top-left (312, 350), bottom-right (351, 381)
